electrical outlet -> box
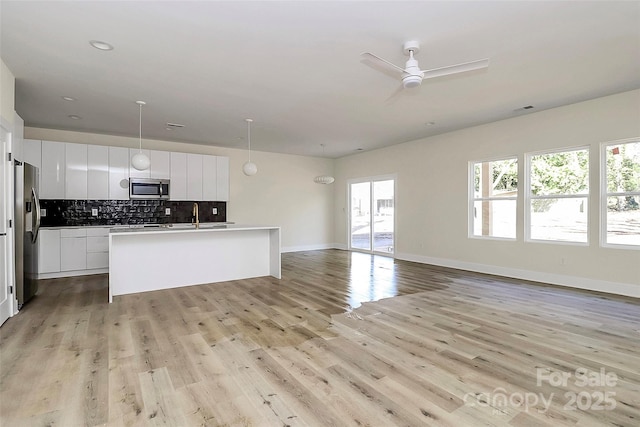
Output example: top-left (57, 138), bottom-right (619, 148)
top-left (91, 208), bottom-right (98, 217)
top-left (165, 208), bottom-right (171, 216)
top-left (212, 207), bottom-right (218, 215)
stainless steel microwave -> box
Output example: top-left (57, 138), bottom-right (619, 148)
top-left (130, 178), bottom-right (170, 199)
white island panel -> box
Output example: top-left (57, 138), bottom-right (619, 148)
top-left (109, 226), bottom-right (280, 302)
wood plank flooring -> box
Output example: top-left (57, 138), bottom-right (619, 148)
top-left (1, 249), bottom-right (639, 426)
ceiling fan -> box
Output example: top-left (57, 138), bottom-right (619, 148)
top-left (362, 41), bottom-right (489, 90)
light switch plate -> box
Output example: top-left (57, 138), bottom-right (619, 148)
top-left (165, 208), bottom-right (171, 216)
top-left (91, 208), bottom-right (98, 217)
top-left (212, 207), bottom-right (218, 215)
top-left (41, 208), bottom-right (47, 217)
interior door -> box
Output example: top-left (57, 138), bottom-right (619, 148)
top-left (0, 125), bottom-right (13, 326)
top-left (349, 177), bottom-right (395, 255)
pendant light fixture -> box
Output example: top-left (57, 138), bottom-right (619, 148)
top-left (131, 100), bottom-right (150, 171)
top-left (314, 144), bottom-right (335, 184)
top-left (242, 118), bottom-right (258, 176)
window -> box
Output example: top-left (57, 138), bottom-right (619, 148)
top-left (470, 158), bottom-right (518, 239)
top-left (349, 177), bottom-right (395, 254)
top-left (602, 140), bottom-right (640, 247)
top-left (527, 148), bottom-right (589, 243)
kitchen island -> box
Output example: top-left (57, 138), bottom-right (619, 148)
top-left (108, 224), bottom-right (280, 302)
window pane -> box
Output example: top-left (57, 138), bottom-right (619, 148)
top-left (350, 182), bottom-right (371, 250)
top-left (530, 197), bottom-right (588, 242)
top-left (473, 200), bottom-right (516, 238)
top-left (606, 142), bottom-right (640, 193)
top-left (473, 158), bottom-right (518, 198)
top-left (606, 196), bottom-right (640, 246)
top-left (373, 180), bottom-right (394, 252)
top-left (530, 150), bottom-right (589, 196)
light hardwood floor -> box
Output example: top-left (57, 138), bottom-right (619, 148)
top-left (1, 250), bottom-right (639, 426)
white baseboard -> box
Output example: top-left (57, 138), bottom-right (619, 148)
top-left (281, 243), bottom-right (339, 253)
top-left (37, 268), bottom-right (108, 280)
top-left (395, 252), bottom-right (639, 298)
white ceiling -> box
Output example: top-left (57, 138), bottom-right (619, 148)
top-left (1, 1), bottom-right (639, 158)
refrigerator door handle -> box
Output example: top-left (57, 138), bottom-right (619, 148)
top-left (31, 187), bottom-right (41, 243)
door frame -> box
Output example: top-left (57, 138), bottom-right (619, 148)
top-left (347, 174), bottom-right (397, 256)
top-left (1, 117), bottom-right (17, 325)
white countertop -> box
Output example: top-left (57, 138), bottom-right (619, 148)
top-left (109, 224), bottom-right (279, 235)
top-left (41, 222), bottom-right (234, 230)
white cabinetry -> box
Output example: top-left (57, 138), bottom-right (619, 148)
top-left (65, 143), bottom-right (88, 199)
top-left (22, 139), bottom-right (41, 168)
top-left (60, 228), bottom-right (87, 271)
top-left (187, 154), bottom-right (203, 200)
top-left (216, 156), bottom-right (230, 201)
top-left (88, 145), bottom-right (109, 199)
top-left (41, 141), bottom-right (65, 199)
top-left (150, 150), bottom-right (170, 179)
top-left (170, 152), bottom-right (187, 200)
top-left (202, 155), bottom-right (217, 200)
top-left (109, 147), bottom-right (130, 200)
top-left (86, 227), bottom-right (109, 269)
top-left (129, 149), bottom-right (151, 178)
top-left (38, 229), bottom-right (61, 273)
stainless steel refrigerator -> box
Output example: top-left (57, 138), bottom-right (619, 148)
top-left (14, 161), bottom-right (41, 307)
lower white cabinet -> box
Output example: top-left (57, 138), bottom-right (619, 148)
top-left (39, 227), bottom-right (112, 276)
top-left (38, 229), bottom-right (61, 273)
top-left (86, 227), bottom-right (110, 269)
top-left (60, 228), bottom-right (87, 271)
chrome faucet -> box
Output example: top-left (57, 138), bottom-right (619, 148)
top-left (192, 202), bottom-right (199, 228)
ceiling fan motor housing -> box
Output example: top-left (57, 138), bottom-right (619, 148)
top-left (403, 74), bottom-right (423, 88)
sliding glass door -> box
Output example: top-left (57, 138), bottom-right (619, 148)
top-left (349, 177), bottom-right (395, 254)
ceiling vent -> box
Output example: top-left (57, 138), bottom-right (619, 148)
top-left (513, 105), bottom-right (535, 112)
top-left (166, 122), bottom-right (185, 129)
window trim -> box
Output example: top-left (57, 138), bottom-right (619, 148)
top-left (525, 145), bottom-right (590, 246)
top-left (600, 137), bottom-right (640, 250)
top-left (468, 156), bottom-right (518, 241)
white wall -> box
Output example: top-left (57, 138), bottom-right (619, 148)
top-left (1, 59), bottom-right (15, 126)
top-left (334, 90), bottom-right (640, 297)
top-left (24, 128), bottom-right (335, 252)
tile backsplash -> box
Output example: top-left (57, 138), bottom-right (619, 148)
top-left (39, 199), bottom-right (226, 227)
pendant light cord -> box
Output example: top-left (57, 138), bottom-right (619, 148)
top-left (139, 103), bottom-right (143, 153)
top-left (246, 118), bottom-right (253, 162)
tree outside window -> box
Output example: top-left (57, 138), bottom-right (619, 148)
top-left (604, 140), bottom-right (640, 247)
top-left (471, 158), bottom-right (517, 239)
top-left (527, 148), bottom-right (589, 243)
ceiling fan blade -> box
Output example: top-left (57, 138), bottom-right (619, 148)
top-left (422, 58), bottom-right (489, 80)
top-left (384, 84), bottom-right (406, 105)
top-left (361, 52), bottom-right (406, 76)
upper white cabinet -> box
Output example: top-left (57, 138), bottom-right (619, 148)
top-left (22, 139), bottom-right (42, 168)
top-left (87, 145), bottom-right (109, 199)
top-left (187, 154), bottom-right (203, 200)
top-left (129, 149), bottom-right (151, 179)
top-left (216, 156), bottom-right (230, 201)
top-left (28, 140), bottom-right (229, 202)
top-left (202, 155), bottom-right (218, 200)
top-left (150, 150), bottom-right (170, 179)
top-left (109, 146), bottom-right (130, 200)
top-left (170, 152), bottom-right (187, 200)
top-left (65, 143), bottom-right (88, 200)
top-left (41, 141), bottom-right (65, 199)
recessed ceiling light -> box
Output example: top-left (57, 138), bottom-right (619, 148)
top-left (62, 96), bottom-right (76, 102)
top-left (89, 40), bottom-right (114, 51)
top-left (425, 121), bottom-right (436, 126)
top-left (68, 115), bottom-right (81, 120)
top-left (356, 148), bottom-right (364, 151)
